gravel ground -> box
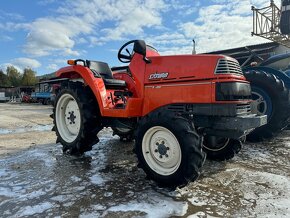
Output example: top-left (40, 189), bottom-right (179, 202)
top-left (0, 103), bottom-right (289, 217)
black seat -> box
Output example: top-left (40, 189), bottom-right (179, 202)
top-left (86, 60), bottom-right (126, 89)
top-left (103, 79), bottom-right (127, 89)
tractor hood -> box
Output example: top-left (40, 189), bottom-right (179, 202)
top-left (144, 55), bottom-right (245, 84)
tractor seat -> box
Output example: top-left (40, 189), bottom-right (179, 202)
top-left (86, 60), bottom-right (127, 89)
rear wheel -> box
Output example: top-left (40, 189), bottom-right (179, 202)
top-left (52, 82), bottom-right (102, 155)
top-left (203, 136), bottom-right (242, 161)
top-left (244, 70), bottom-right (290, 141)
top-left (135, 110), bottom-right (205, 187)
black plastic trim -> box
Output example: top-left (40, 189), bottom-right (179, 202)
top-left (216, 82), bottom-right (252, 101)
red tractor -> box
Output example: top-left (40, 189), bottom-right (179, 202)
top-left (51, 40), bottom-right (266, 187)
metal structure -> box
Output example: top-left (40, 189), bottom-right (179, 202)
top-left (252, 0), bottom-right (290, 48)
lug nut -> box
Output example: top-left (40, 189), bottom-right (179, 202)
top-left (165, 154), bottom-right (169, 158)
top-left (159, 155), bottom-right (163, 159)
top-left (166, 147), bottom-right (170, 150)
top-left (154, 149), bottom-right (158, 153)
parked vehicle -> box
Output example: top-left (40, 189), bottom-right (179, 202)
top-left (31, 82), bottom-right (54, 105)
top-left (50, 40), bottom-right (266, 187)
top-left (241, 50), bottom-right (290, 141)
top-left (0, 92), bottom-right (9, 102)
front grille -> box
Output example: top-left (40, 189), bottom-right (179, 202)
top-left (236, 104), bottom-right (252, 115)
top-left (215, 58), bottom-right (243, 75)
top-left (165, 103), bottom-right (252, 117)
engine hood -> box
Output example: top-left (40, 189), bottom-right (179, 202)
top-left (144, 55), bottom-right (244, 84)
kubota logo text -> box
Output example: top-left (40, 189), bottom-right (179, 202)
top-left (149, 72), bottom-right (169, 80)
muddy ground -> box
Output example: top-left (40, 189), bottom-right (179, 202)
top-left (0, 103), bottom-right (289, 217)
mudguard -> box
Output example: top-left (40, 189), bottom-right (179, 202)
top-left (56, 65), bottom-right (109, 111)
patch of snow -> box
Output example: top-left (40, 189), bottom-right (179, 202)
top-left (17, 202), bottom-right (53, 216)
top-left (80, 211), bottom-right (102, 218)
top-left (0, 128), bottom-right (12, 134)
top-left (0, 169), bottom-right (8, 177)
top-left (71, 175), bottom-right (82, 182)
top-left (0, 187), bottom-right (18, 198)
top-left (80, 204), bottom-right (106, 218)
top-left (21, 189), bottom-right (47, 200)
top-left (0, 124), bottom-right (53, 135)
top-left (90, 174), bottom-right (106, 186)
top-left (240, 171), bottom-right (290, 216)
top-left (92, 204), bottom-right (106, 210)
top-left (104, 192), bottom-right (113, 197)
top-left (105, 196), bottom-right (188, 218)
top-left (50, 195), bottom-right (69, 202)
top-left (32, 124), bottom-right (53, 132)
top-left (27, 149), bottom-right (56, 168)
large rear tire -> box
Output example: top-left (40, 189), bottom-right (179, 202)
top-left (52, 82), bottom-right (102, 155)
top-left (135, 110), bottom-right (205, 188)
top-left (203, 136), bottom-right (242, 161)
top-left (244, 70), bottom-right (289, 142)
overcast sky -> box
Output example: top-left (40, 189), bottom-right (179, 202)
top-left (0, 0), bottom-right (280, 75)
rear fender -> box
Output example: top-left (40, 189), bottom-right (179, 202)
top-left (56, 65), bottom-right (108, 113)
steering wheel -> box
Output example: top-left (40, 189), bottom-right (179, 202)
top-left (118, 40), bottom-right (138, 63)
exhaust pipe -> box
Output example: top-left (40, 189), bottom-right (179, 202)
top-left (192, 39), bottom-right (196, 55)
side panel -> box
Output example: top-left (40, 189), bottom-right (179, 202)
top-left (142, 79), bottom-right (251, 116)
top-left (142, 81), bottom-right (213, 116)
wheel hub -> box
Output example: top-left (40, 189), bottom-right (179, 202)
top-left (56, 93), bottom-right (81, 143)
top-left (67, 111), bottom-right (76, 124)
top-left (155, 141), bottom-right (169, 158)
top-left (142, 126), bottom-right (182, 176)
top-left (252, 91), bottom-right (267, 115)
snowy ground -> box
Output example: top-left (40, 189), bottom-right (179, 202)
top-left (0, 103), bottom-right (289, 217)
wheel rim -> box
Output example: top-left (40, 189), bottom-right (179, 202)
top-left (142, 126), bottom-right (182, 176)
top-left (56, 93), bottom-right (81, 143)
top-left (252, 86), bottom-right (273, 119)
top-left (203, 136), bottom-right (230, 151)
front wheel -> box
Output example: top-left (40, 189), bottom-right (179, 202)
top-left (52, 82), bottom-right (101, 155)
top-left (203, 136), bottom-right (242, 161)
top-left (135, 111), bottom-right (205, 187)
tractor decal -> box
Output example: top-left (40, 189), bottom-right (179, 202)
top-left (148, 72), bottom-right (169, 80)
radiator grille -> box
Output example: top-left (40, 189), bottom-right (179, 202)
top-left (236, 104), bottom-right (252, 115)
top-left (215, 59), bottom-right (243, 75)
